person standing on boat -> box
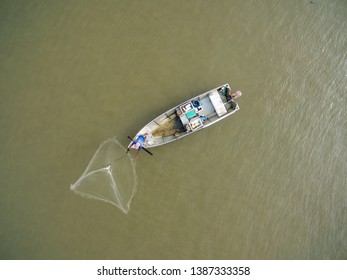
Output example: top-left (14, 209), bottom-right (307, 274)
top-left (126, 134), bottom-right (146, 159)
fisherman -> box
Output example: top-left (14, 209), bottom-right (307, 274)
top-left (126, 134), bottom-right (147, 159)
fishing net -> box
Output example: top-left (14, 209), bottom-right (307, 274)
top-left (70, 137), bottom-right (137, 214)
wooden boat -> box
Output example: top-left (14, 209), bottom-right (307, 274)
top-left (130, 84), bottom-right (241, 149)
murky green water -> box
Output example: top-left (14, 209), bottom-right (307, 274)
top-left (1, 0), bottom-right (346, 259)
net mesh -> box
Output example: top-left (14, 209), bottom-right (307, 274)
top-left (70, 137), bottom-right (137, 214)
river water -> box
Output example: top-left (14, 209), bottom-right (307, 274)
top-left (0, 0), bottom-right (346, 259)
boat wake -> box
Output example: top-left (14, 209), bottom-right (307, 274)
top-left (70, 137), bottom-right (138, 214)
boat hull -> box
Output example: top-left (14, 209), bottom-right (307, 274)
top-left (132, 84), bottom-right (240, 148)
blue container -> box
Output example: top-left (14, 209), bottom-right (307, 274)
top-left (192, 100), bottom-right (201, 108)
